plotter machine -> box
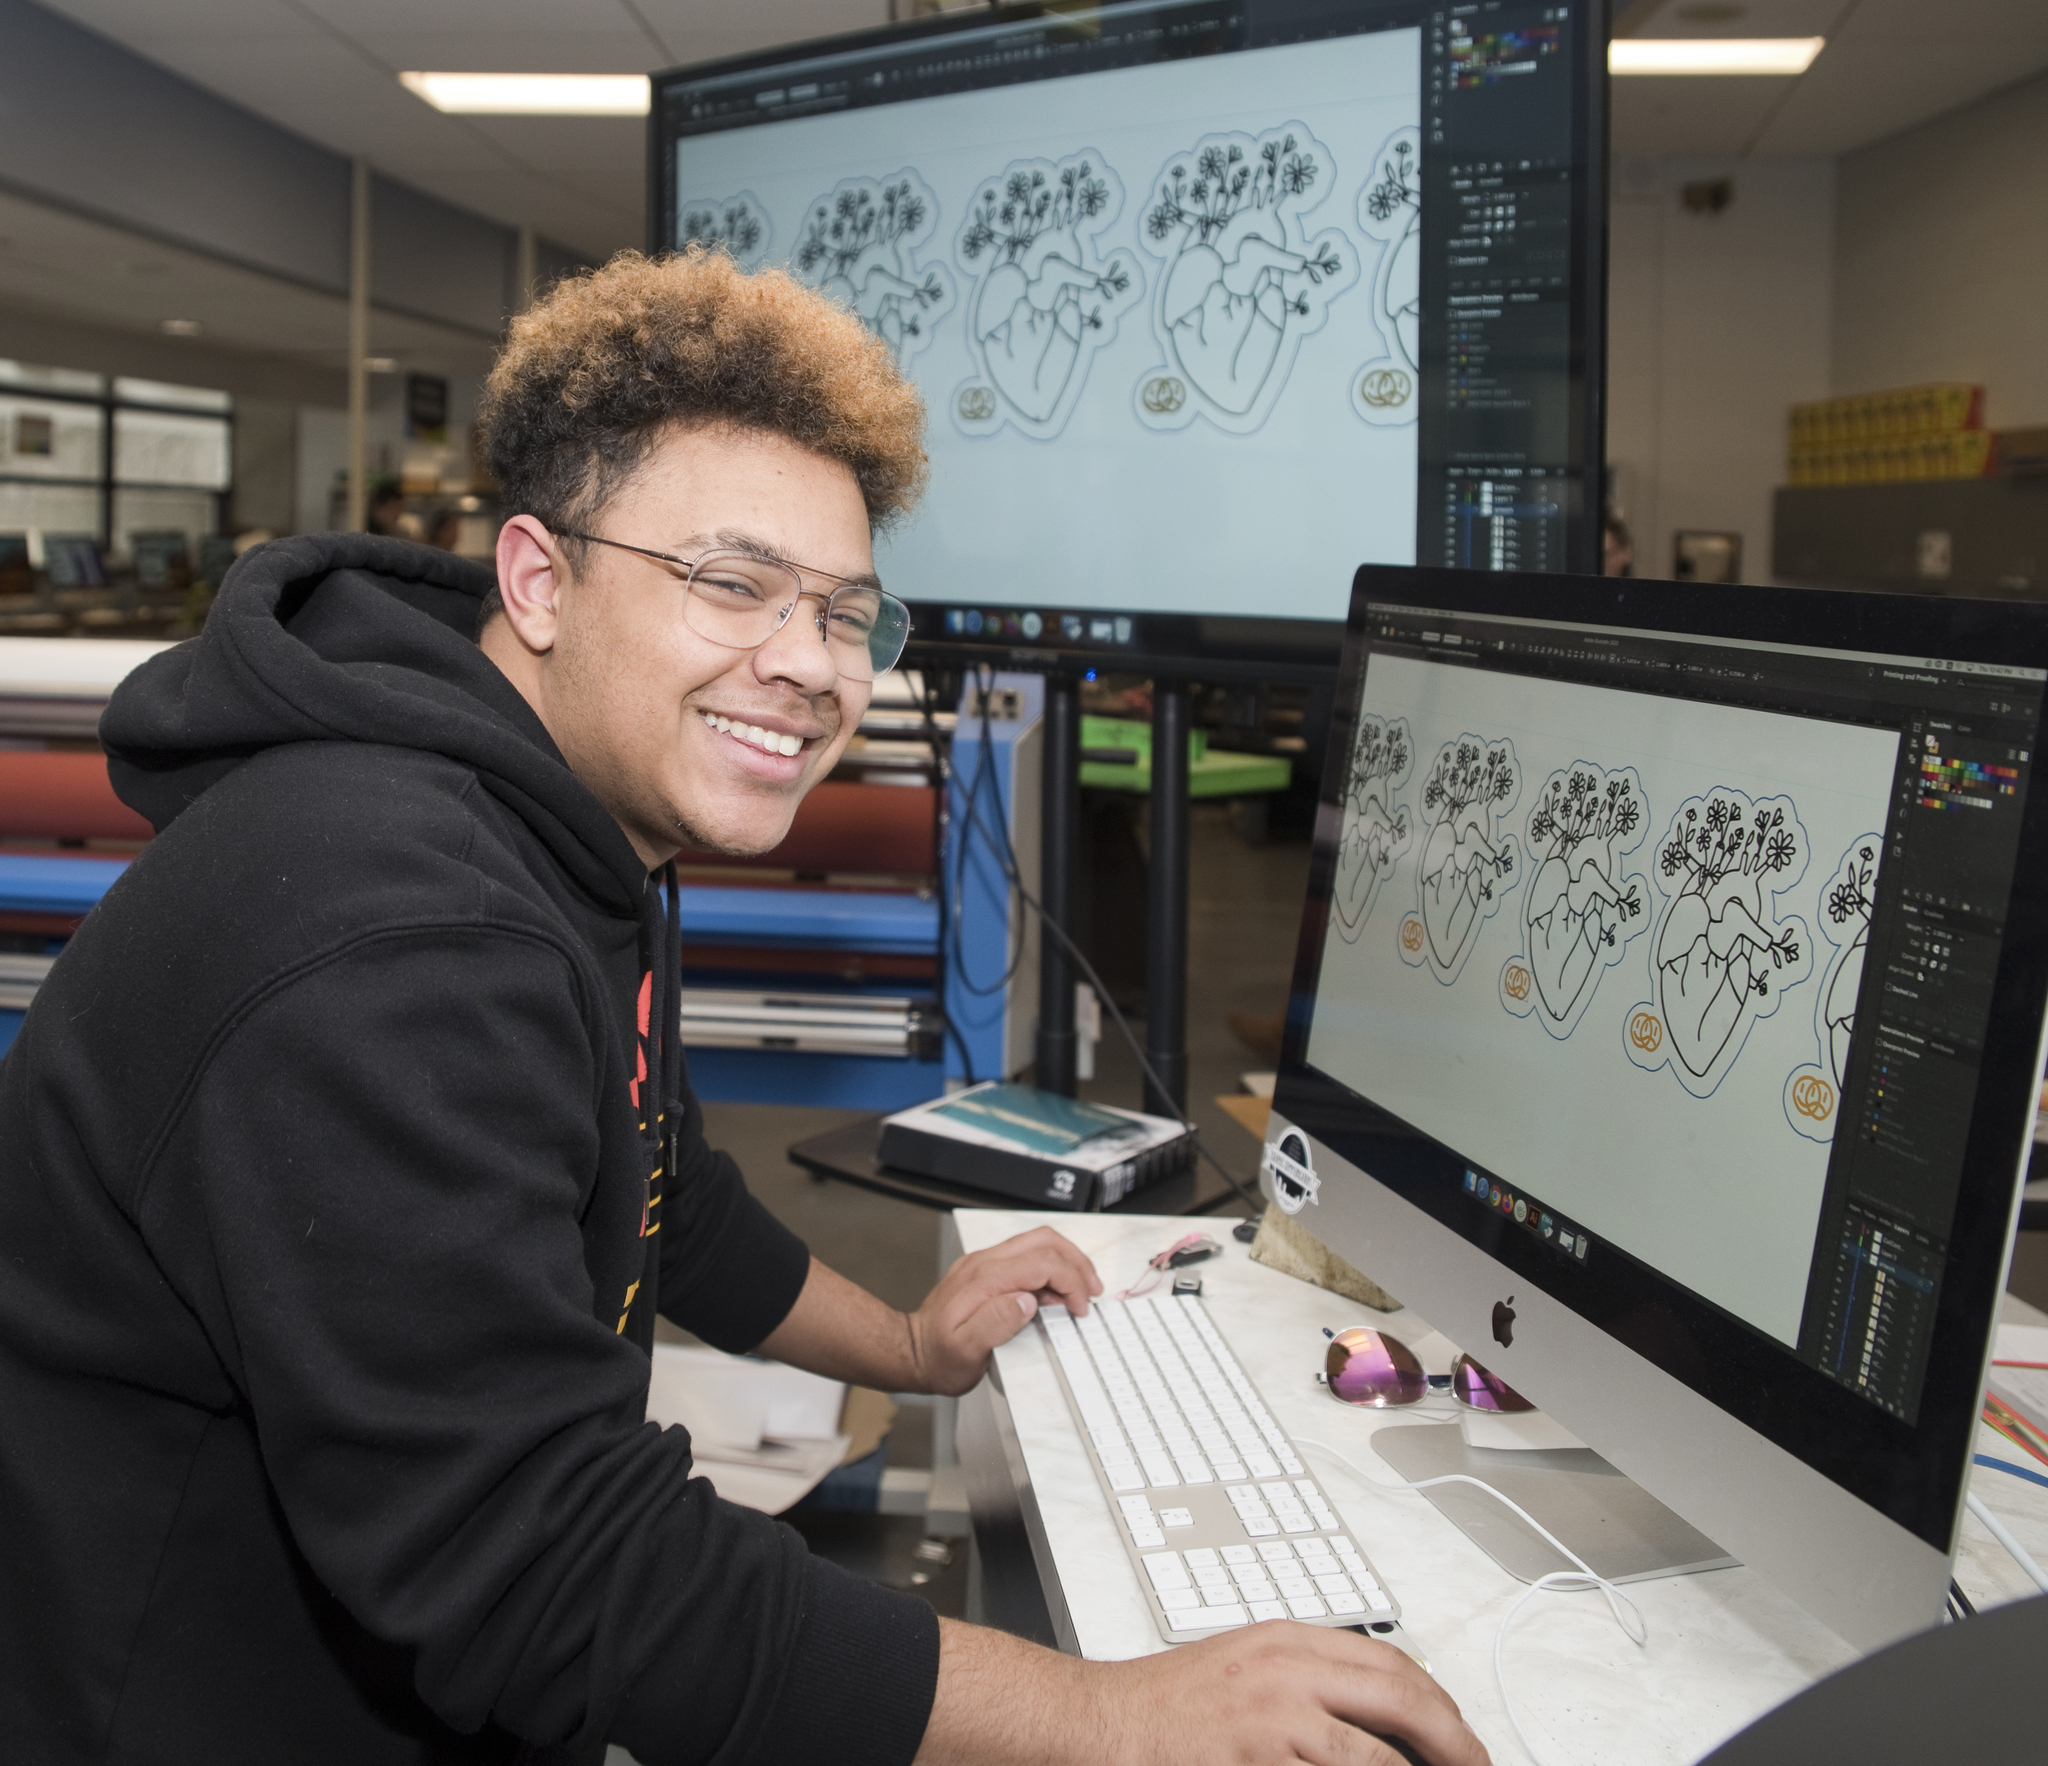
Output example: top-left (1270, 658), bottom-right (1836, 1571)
top-left (0, 639), bottom-right (1038, 1111)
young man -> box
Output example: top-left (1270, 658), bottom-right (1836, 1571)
top-left (0, 251), bottom-right (1486, 1766)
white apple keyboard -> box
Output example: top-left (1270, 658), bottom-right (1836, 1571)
top-left (1038, 1293), bottom-right (1403, 1643)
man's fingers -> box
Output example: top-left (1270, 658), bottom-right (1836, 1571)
top-left (1319, 1647), bottom-right (1490, 1766)
top-left (952, 1235), bottom-right (1100, 1319)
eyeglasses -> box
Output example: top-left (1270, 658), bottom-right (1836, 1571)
top-left (553, 530), bottom-right (912, 682)
top-left (1321, 1327), bottom-right (1533, 1414)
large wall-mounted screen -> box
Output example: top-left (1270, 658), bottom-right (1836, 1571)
top-left (652, 1), bottom-right (1606, 674)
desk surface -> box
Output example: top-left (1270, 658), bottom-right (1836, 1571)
top-left (952, 1209), bottom-right (2048, 1766)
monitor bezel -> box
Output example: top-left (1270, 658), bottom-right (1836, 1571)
top-left (1274, 564), bottom-right (2048, 1554)
top-left (647, 1), bottom-right (1611, 674)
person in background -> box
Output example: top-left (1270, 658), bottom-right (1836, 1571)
top-left (1602, 508), bottom-right (1634, 578)
top-left (0, 248), bottom-right (1487, 1766)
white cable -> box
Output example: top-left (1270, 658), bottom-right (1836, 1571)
top-left (1965, 1489), bottom-right (2048, 1594)
top-left (1297, 1435), bottom-right (1647, 1766)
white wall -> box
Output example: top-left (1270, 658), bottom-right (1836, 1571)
top-left (1834, 70), bottom-right (2048, 430)
top-left (1605, 156), bottom-right (1835, 586)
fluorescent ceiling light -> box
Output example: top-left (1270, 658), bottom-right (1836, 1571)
top-left (1609, 37), bottom-right (1824, 75)
top-left (399, 72), bottom-right (650, 115)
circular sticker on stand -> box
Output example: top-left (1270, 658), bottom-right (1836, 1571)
top-left (1263, 1128), bottom-right (1321, 1214)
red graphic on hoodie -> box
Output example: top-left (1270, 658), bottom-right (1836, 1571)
top-left (631, 969), bottom-right (651, 1112)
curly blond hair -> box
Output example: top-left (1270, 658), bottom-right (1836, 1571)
top-left (476, 248), bottom-right (927, 619)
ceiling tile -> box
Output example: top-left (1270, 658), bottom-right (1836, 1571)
top-left (1612, 75), bottom-right (1791, 158)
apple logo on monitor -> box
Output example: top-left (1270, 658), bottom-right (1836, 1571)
top-left (1492, 1295), bottom-right (1516, 1349)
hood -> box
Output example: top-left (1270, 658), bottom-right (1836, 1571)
top-left (100, 532), bottom-right (647, 916)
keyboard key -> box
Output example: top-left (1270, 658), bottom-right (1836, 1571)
top-left (1248, 1600), bottom-right (1288, 1623)
top-left (1275, 1575), bottom-right (1314, 1600)
top-left (1109, 1467), bottom-right (1146, 1492)
top-left (1236, 1578), bottom-right (1276, 1603)
top-left (1313, 1573), bottom-right (1353, 1597)
top-left (1229, 1563), bottom-right (1268, 1586)
top-left (1328, 1536), bottom-right (1354, 1553)
top-left (1172, 1604), bottom-right (1247, 1631)
top-left (1367, 1591), bottom-right (1393, 1613)
top-left (1117, 1494), bottom-right (1151, 1517)
top-left (1129, 1525), bottom-right (1165, 1549)
top-left (1282, 1515), bottom-right (1315, 1533)
top-left (1183, 1548), bottom-right (1219, 1569)
top-left (1178, 1462), bottom-right (1215, 1485)
top-left (1280, 1456), bottom-right (1306, 1475)
top-left (1142, 1455), bottom-right (1178, 1487)
top-left (1245, 1452), bottom-right (1283, 1479)
top-left (1195, 1566), bottom-right (1231, 1589)
top-left (1159, 1587), bottom-right (1201, 1612)
top-left (1210, 1461), bottom-right (1248, 1482)
top-left (1287, 1595), bottom-right (1329, 1619)
top-left (1257, 1542), bottom-right (1295, 1564)
top-left (1325, 1592), bottom-right (1366, 1616)
top-left (1159, 1508), bottom-right (1195, 1529)
top-left (1225, 1484), bottom-right (1258, 1508)
top-left (1222, 1544), bottom-right (1257, 1564)
top-left (1244, 1517), bottom-right (1279, 1537)
top-left (1143, 1553), bottom-right (1190, 1592)
top-left (1294, 1479), bottom-right (1320, 1497)
top-left (1202, 1585), bottom-right (1241, 1607)
top-left (1260, 1481), bottom-right (1292, 1498)
top-left (1310, 1508), bottom-right (1339, 1531)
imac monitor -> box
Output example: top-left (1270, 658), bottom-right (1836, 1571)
top-left (1267, 565), bottom-right (2048, 1650)
top-left (651, 0), bottom-right (1607, 678)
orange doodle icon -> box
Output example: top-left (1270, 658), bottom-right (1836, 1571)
top-left (1503, 963), bottom-right (1531, 1001)
top-left (1400, 917), bottom-right (1425, 952)
top-left (1629, 1011), bottom-right (1663, 1052)
top-left (1792, 1074), bottom-right (1835, 1120)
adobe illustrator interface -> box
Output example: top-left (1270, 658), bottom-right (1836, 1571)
top-left (656, 0), bottom-right (1599, 632)
top-left (1305, 606), bottom-right (2042, 1424)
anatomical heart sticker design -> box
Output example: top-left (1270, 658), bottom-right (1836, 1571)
top-left (1499, 765), bottom-right (1649, 1038)
top-left (1783, 835), bottom-right (1881, 1142)
top-left (952, 153), bottom-right (1142, 439)
top-left (676, 191), bottom-right (772, 268)
top-left (1397, 737), bottom-right (1519, 984)
top-left (792, 172), bottom-right (955, 370)
top-left (1350, 127), bottom-right (1421, 429)
top-left (1133, 124), bottom-right (1358, 433)
top-left (1332, 713), bottom-right (1414, 940)
top-left (1624, 791), bottom-right (1812, 1098)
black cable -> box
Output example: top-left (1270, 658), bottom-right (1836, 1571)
top-left (1949, 1577), bottom-right (1977, 1620)
top-left (942, 703), bottom-right (1264, 1217)
top-left (916, 672), bottom-right (977, 1086)
top-left (944, 667), bottom-right (1029, 999)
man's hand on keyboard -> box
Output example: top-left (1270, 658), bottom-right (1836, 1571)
top-left (906, 1226), bottom-right (1103, 1397)
top-left (916, 1616), bottom-right (1490, 1766)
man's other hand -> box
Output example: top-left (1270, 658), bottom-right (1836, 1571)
top-left (917, 1617), bottom-right (1491, 1766)
top-left (907, 1226), bottom-right (1102, 1396)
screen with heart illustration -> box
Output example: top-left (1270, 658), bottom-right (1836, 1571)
top-left (653, 0), bottom-right (1607, 674)
top-left (1292, 577), bottom-right (2046, 1430)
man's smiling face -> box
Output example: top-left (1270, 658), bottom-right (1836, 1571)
top-left (486, 424), bottom-right (876, 867)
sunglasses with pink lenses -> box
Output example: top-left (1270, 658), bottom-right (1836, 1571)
top-left (1322, 1327), bottom-right (1533, 1413)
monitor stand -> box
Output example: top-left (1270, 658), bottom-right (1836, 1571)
top-left (1371, 1424), bottom-right (1738, 1585)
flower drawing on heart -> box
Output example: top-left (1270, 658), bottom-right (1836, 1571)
top-left (676, 191), bottom-right (772, 267)
top-left (1625, 789), bottom-right (1812, 1097)
top-left (1332, 713), bottom-right (1414, 941)
top-left (1133, 123), bottom-right (1358, 435)
top-left (1499, 764), bottom-right (1650, 1036)
top-left (950, 151), bottom-right (1141, 439)
top-left (1782, 834), bottom-right (1881, 1142)
top-left (1349, 126), bottom-right (1421, 429)
top-left (1397, 736), bottom-right (1520, 984)
top-left (792, 171), bottom-right (955, 370)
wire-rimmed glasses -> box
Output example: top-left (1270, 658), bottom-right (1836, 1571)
top-left (553, 530), bottom-right (912, 681)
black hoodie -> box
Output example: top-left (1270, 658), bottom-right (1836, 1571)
top-left (0, 535), bottom-right (939, 1765)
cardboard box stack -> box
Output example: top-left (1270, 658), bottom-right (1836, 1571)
top-left (1786, 383), bottom-right (1994, 486)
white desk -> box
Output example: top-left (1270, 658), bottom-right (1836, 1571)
top-left (944, 1209), bottom-right (2048, 1765)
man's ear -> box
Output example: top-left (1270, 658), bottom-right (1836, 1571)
top-left (493, 515), bottom-right (566, 656)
